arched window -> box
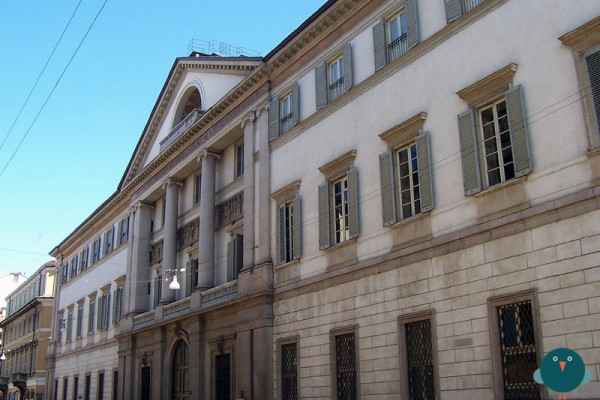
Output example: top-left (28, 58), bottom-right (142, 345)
top-left (171, 340), bottom-right (190, 400)
top-left (175, 88), bottom-right (201, 126)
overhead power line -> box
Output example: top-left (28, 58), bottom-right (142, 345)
top-left (0, 0), bottom-right (109, 179)
top-left (0, 0), bottom-right (83, 153)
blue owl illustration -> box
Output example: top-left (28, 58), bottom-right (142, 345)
top-left (533, 348), bottom-right (592, 400)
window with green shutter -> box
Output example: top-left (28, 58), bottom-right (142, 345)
top-left (269, 83), bottom-right (300, 140)
top-left (373, 0), bottom-right (419, 70)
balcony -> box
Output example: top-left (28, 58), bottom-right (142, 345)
top-left (159, 108), bottom-right (203, 152)
top-left (387, 33), bottom-right (409, 64)
top-left (328, 77), bottom-right (345, 103)
top-left (200, 280), bottom-right (238, 306)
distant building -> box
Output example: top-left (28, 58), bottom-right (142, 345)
top-left (0, 273), bottom-right (28, 318)
top-left (0, 261), bottom-right (55, 400)
top-left (46, 0), bottom-right (600, 399)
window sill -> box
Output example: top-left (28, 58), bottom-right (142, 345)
top-left (472, 175), bottom-right (528, 198)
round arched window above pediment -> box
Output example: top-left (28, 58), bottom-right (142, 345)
top-left (174, 87), bottom-right (201, 127)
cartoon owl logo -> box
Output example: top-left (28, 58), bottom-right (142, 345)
top-left (533, 348), bottom-right (592, 399)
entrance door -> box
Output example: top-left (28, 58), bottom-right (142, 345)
top-left (171, 341), bottom-right (190, 400)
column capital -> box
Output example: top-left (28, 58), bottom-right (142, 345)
top-left (196, 149), bottom-right (221, 163)
top-left (162, 178), bottom-right (183, 190)
top-left (255, 102), bottom-right (269, 118)
top-left (130, 201), bottom-right (153, 213)
top-left (240, 111), bottom-right (256, 129)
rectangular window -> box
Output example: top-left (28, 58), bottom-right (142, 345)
top-left (70, 256), bottom-right (78, 279)
top-left (54, 379), bottom-right (58, 400)
top-left (140, 366), bottom-right (151, 400)
top-left (153, 274), bottom-right (162, 308)
top-left (88, 300), bottom-right (95, 334)
top-left (97, 372), bottom-right (104, 400)
top-left (328, 56), bottom-right (345, 102)
top-left (194, 174), bottom-right (202, 205)
top-left (73, 376), bottom-right (79, 400)
top-left (387, 9), bottom-right (408, 62)
top-left (226, 235), bottom-right (243, 282)
top-left (113, 286), bottom-right (123, 325)
top-left (402, 318), bottom-right (435, 400)
top-left (334, 332), bottom-right (357, 400)
top-left (278, 198), bottom-right (300, 265)
top-left (281, 343), bottom-right (298, 400)
top-left (215, 353), bottom-right (231, 400)
top-left (269, 83), bottom-right (299, 140)
top-left (76, 306), bottom-right (83, 337)
top-left (397, 143), bottom-right (421, 219)
top-left (280, 92), bottom-right (293, 134)
top-left (319, 166), bottom-right (359, 250)
top-left (99, 293), bottom-right (111, 330)
top-left (479, 99), bottom-right (515, 187)
top-left (62, 378), bottom-right (68, 400)
top-left (80, 247), bottom-right (89, 270)
top-left (84, 374), bottom-right (91, 400)
top-left (116, 216), bottom-right (130, 246)
top-left (332, 176), bottom-right (349, 245)
top-left (496, 300), bottom-right (540, 399)
top-left (66, 310), bottom-right (73, 341)
top-left (586, 50), bottom-right (600, 141)
top-left (235, 143), bottom-right (244, 179)
top-left (112, 370), bottom-right (119, 400)
top-left (105, 227), bottom-right (114, 255)
top-left (445, 0), bottom-right (486, 23)
top-left (57, 317), bottom-right (64, 343)
top-left (186, 259), bottom-right (199, 297)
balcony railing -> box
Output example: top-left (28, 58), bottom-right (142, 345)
top-left (463, 0), bottom-right (485, 13)
top-left (132, 310), bottom-right (155, 329)
top-left (280, 112), bottom-right (294, 134)
top-left (387, 33), bottom-right (409, 63)
top-left (159, 109), bottom-right (203, 152)
top-left (201, 280), bottom-right (238, 306)
top-left (328, 77), bottom-right (345, 102)
top-left (163, 298), bottom-right (190, 319)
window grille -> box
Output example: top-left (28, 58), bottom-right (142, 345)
top-left (406, 319), bottom-right (435, 400)
top-left (215, 354), bottom-right (231, 400)
top-left (281, 343), bottom-right (298, 400)
top-left (335, 333), bottom-right (356, 400)
top-left (497, 300), bottom-right (540, 400)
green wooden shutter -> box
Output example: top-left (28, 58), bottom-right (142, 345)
top-left (416, 131), bottom-right (434, 212)
top-left (379, 149), bottom-right (397, 226)
top-left (278, 204), bottom-right (286, 265)
top-left (405, 0), bottom-right (419, 50)
top-left (586, 51), bottom-right (600, 135)
top-left (292, 195), bottom-right (301, 260)
top-left (96, 296), bottom-right (102, 331)
top-left (315, 61), bottom-right (328, 109)
top-left (116, 221), bottom-right (122, 246)
top-left (445, 0), bottom-right (463, 23)
top-left (343, 43), bottom-right (353, 90)
top-left (505, 85), bottom-right (531, 177)
top-left (347, 168), bottom-right (359, 239)
top-left (153, 276), bottom-right (160, 308)
top-left (458, 109), bottom-right (482, 196)
top-left (292, 83), bottom-right (300, 127)
top-left (372, 19), bottom-right (386, 71)
top-left (235, 235), bottom-right (243, 276)
top-left (122, 217), bottom-right (129, 242)
top-left (112, 290), bottom-right (117, 325)
top-left (106, 292), bottom-right (111, 328)
top-left (318, 182), bottom-right (331, 250)
top-left (268, 96), bottom-right (280, 140)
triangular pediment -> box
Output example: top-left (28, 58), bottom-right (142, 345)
top-left (119, 55), bottom-right (263, 190)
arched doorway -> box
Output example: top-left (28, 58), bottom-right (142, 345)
top-left (171, 340), bottom-right (190, 400)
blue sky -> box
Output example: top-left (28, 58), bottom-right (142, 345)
top-left (0, 0), bottom-right (326, 277)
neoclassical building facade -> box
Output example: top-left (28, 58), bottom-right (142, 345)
top-left (46, 0), bottom-right (600, 399)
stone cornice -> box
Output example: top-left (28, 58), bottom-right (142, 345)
top-left (379, 112), bottom-right (427, 148)
top-left (271, 180), bottom-right (301, 203)
top-left (457, 63), bottom-right (518, 108)
top-left (559, 16), bottom-right (600, 54)
top-left (319, 150), bottom-right (357, 180)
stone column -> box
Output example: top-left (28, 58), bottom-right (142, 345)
top-left (127, 202), bottom-right (153, 314)
top-left (242, 113), bottom-right (256, 270)
top-left (197, 150), bottom-right (219, 290)
top-left (160, 178), bottom-right (182, 305)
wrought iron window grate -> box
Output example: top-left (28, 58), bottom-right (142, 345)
top-left (281, 343), bottom-right (298, 400)
top-left (497, 300), bottom-right (540, 400)
top-left (335, 333), bottom-right (357, 400)
top-left (406, 319), bottom-right (435, 400)
top-left (215, 354), bottom-right (231, 400)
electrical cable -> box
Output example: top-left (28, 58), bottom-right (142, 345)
top-left (0, 0), bottom-right (83, 153)
top-left (0, 0), bottom-right (109, 179)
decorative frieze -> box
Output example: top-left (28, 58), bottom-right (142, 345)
top-left (177, 220), bottom-right (199, 250)
top-left (216, 193), bottom-right (243, 227)
top-left (150, 241), bottom-right (163, 265)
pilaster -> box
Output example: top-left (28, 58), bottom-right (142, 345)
top-left (128, 202), bottom-right (153, 314)
top-left (242, 112), bottom-right (256, 270)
